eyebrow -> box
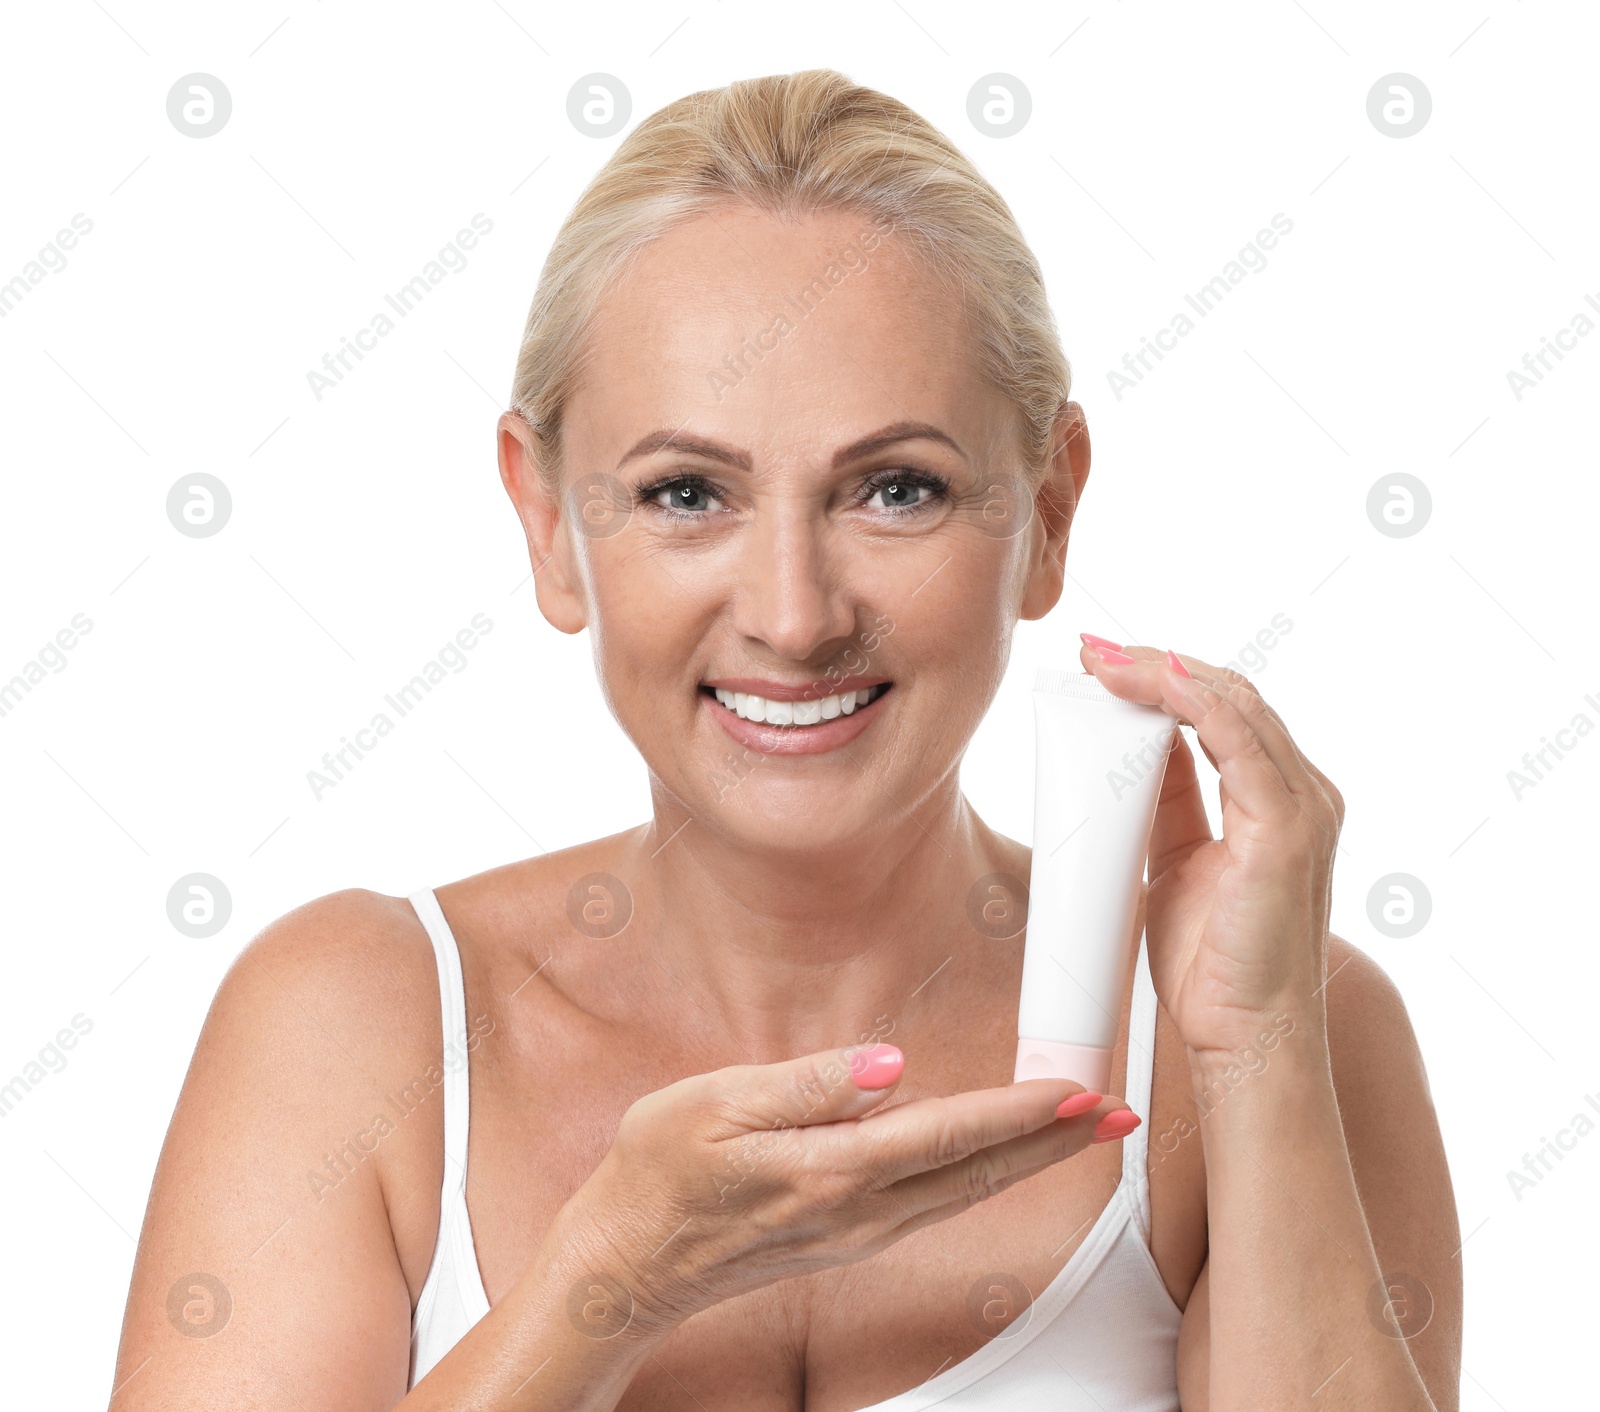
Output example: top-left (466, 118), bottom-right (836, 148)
top-left (615, 420), bottom-right (967, 474)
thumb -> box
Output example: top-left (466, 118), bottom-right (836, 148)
top-left (1147, 726), bottom-right (1213, 880)
top-left (723, 1042), bottom-right (905, 1134)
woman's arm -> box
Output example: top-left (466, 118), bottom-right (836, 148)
top-left (106, 890), bottom-right (670, 1411)
top-left (1069, 641), bottom-right (1462, 1411)
top-left (109, 893), bottom-right (420, 1407)
top-left (1175, 934), bottom-right (1462, 1411)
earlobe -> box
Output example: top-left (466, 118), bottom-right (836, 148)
top-left (497, 413), bottom-right (589, 635)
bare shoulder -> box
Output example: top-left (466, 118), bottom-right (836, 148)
top-left (176, 887), bottom-right (451, 1278)
top-left (217, 886), bottom-right (440, 1037)
top-left (1322, 934), bottom-right (1463, 1410)
top-left (1322, 934), bottom-right (1436, 1096)
top-left (109, 887), bottom-right (452, 1408)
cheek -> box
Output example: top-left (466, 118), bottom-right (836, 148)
top-left (906, 537), bottom-right (1019, 639)
top-left (885, 538), bottom-right (1020, 703)
top-left (579, 539), bottom-right (701, 672)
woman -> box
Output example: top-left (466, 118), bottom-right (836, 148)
top-left (110, 70), bottom-right (1461, 1409)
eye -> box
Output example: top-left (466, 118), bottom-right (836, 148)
top-left (872, 482), bottom-right (924, 509)
top-left (858, 468), bottom-right (951, 515)
top-left (638, 473), bottom-right (723, 517)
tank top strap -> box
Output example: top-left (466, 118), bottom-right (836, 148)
top-left (409, 888), bottom-right (472, 1195)
top-left (1119, 926), bottom-right (1159, 1242)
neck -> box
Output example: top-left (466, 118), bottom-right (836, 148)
top-left (619, 773), bottom-right (1014, 1064)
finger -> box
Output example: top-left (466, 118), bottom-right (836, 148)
top-left (1080, 645), bottom-right (1309, 833)
top-left (1168, 655), bottom-right (1344, 851)
top-left (1188, 723), bottom-right (1231, 812)
top-left (1169, 654), bottom-right (1321, 797)
top-left (1086, 642), bottom-right (1322, 806)
top-left (878, 1099), bottom-right (1118, 1216)
top-left (699, 1043), bottom-right (907, 1138)
top-left (1177, 658), bottom-right (1344, 819)
top-left (847, 1078), bottom-right (1113, 1186)
top-left (1147, 727), bottom-right (1214, 880)
top-left (874, 1154), bottom-right (1073, 1250)
top-left (849, 1159), bottom-right (1063, 1265)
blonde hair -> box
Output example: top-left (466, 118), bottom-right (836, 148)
top-left (509, 68), bottom-right (1071, 499)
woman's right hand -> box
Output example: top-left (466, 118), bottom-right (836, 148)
top-left (552, 1044), bottom-right (1131, 1339)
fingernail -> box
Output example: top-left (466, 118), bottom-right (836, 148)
top-left (1092, 1110), bottom-right (1142, 1143)
top-left (1080, 632), bottom-right (1122, 652)
top-left (1165, 649), bottom-right (1191, 679)
top-left (1055, 1091), bottom-right (1103, 1118)
top-left (1092, 645), bottom-right (1135, 665)
top-left (848, 1043), bottom-right (904, 1090)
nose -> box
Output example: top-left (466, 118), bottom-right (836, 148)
top-left (730, 494), bottom-right (858, 663)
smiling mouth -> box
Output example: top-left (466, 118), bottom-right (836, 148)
top-left (698, 682), bottom-right (892, 727)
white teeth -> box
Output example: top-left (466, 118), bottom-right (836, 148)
top-left (707, 684), bottom-right (884, 726)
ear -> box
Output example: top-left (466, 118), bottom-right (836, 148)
top-left (1018, 400), bottom-right (1090, 621)
top-left (497, 412), bottom-right (588, 635)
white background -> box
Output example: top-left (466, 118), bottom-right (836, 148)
top-left (2, 1), bottom-right (1594, 1405)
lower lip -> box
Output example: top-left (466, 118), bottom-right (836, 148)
top-left (701, 687), bottom-right (890, 755)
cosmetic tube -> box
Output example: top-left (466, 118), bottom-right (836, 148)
top-left (1014, 667), bottom-right (1179, 1092)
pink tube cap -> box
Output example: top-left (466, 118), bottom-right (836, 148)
top-left (1014, 1037), bottom-right (1111, 1094)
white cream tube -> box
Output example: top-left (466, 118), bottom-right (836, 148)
top-left (1014, 666), bottom-right (1179, 1092)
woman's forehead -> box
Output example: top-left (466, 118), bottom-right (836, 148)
top-left (569, 206), bottom-right (1000, 463)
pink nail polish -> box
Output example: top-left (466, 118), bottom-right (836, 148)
top-left (848, 1043), bottom-right (904, 1090)
top-left (1055, 1091), bottom-right (1103, 1118)
top-left (1092, 1110), bottom-right (1141, 1143)
top-left (1165, 649), bottom-right (1190, 679)
top-left (1080, 632), bottom-right (1122, 652)
top-left (1092, 645), bottom-right (1135, 665)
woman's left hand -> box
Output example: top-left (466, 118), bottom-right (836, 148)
top-left (1078, 636), bottom-right (1345, 1068)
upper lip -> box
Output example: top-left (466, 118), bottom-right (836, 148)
top-left (700, 675), bottom-right (891, 702)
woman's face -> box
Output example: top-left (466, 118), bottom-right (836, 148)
top-left (502, 203), bottom-right (1085, 853)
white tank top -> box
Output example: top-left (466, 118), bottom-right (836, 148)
top-left (406, 887), bottom-right (1184, 1406)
